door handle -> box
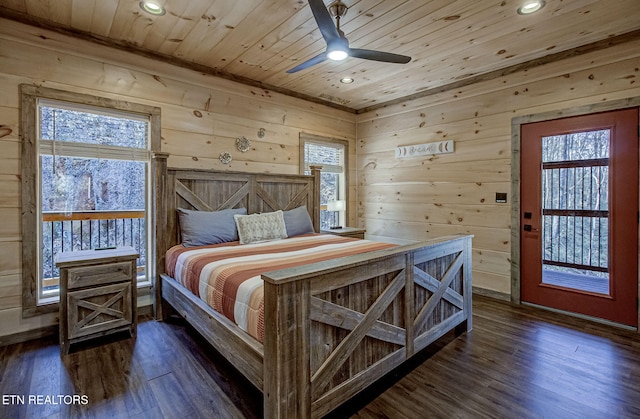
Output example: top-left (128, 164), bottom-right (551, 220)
top-left (523, 224), bottom-right (539, 232)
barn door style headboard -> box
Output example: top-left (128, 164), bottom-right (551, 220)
top-left (152, 152), bottom-right (321, 316)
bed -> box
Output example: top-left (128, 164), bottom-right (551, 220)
top-left (153, 152), bottom-right (473, 418)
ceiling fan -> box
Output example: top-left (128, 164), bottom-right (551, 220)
top-left (286, 0), bottom-right (412, 73)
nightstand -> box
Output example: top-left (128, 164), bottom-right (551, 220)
top-left (321, 226), bottom-right (366, 239)
top-left (56, 247), bottom-right (139, 355)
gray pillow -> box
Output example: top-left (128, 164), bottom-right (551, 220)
top-left (283, 206), bottom-right (315, 237)
top-left (178, 207), bottom-right (247, 247)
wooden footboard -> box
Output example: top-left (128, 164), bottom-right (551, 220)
top-left (262, 234), bottom-right (472, 418)
top-left (161, 234), bottom-right (471, 418)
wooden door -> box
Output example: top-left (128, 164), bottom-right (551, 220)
top-left (520, 108), bottom-right (639, 326)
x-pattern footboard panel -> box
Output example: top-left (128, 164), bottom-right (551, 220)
top-left (310, 269), bottom-right (406, 400)
top-left (411, 248), bottom-right (466, 352)
top-left (414, 252), bottom-right (463, 331)
top-left (306, 237), bottom-right (470, 417)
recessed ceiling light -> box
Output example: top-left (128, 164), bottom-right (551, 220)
top-left (340, 77), bottom-right (354, 84)
top-left (517, 0), bottom-right (545, 15)
top-left (139, 1), bottom-right (166, 16)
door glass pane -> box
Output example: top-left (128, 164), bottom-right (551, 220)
top-left (541, 130), bottom-right (610, 294)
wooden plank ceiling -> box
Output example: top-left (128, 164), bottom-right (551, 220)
top-left (1, 0), bottom-right (639, 112)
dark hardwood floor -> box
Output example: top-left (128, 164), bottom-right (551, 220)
top-left (1, 295), bottom-right (639, 418)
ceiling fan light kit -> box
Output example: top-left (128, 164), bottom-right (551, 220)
top-left (286, 0), bottom-right (411, 73)
top-left (327, 48), bottom-right (348, 61)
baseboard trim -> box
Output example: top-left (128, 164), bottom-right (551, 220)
top-left (0, 324), bottom-right (58, 347)
top-left (472, 286), bottom-right (511, 302)
top-left (0, 304), bottom-right (155, 347)
top-left (521, 301), bottom-right (638, 331)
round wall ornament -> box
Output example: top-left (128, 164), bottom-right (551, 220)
top-left (236, 136), bottom-right (251, 152)
top-left (219, 151), bottom-right (232, 164)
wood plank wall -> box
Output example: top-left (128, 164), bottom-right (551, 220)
top-left (356, 39), bottom-right (640, 296)
top-left (0, 18), bottom-right (356, 338)
top-left (1, 16), bottom-right (639, 338)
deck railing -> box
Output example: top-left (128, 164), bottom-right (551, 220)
top-left (542, 159), bottom-right (609, 275)
top-left (542, 211), bottom-right (609, 273)
top-left (42, 210), bottom-right (146, 291)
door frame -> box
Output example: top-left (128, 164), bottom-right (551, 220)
top-left (511, 96), bottom-right (640, 329)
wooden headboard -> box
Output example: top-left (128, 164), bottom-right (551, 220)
top-left (152, 153), bottom-right (321, 313)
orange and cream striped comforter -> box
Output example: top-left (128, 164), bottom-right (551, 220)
top-left (165, 233), bottom-right (395, 342)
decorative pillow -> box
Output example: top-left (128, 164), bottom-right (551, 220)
top-left (234, 210), bottom-right (288, 244)
top-left (178, 207), bottom-right (247, 247)
top-left (283, 205), bottom-right (315, 237)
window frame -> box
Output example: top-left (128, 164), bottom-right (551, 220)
top-left (299, 132), bottom-right (349, 228)
top-left (20, 85), bottom-right (161, 317)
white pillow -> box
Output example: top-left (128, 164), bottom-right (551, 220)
top-left (234, 211), bottom-right (288, 244)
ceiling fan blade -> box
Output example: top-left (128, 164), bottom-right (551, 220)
top-left (286, 52), bottom-right (328, 73)
top-left (349, 48), bottom-right (412, 64)
top-left (308, 0), bottom-right (341, 45)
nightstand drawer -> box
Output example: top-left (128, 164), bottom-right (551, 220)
top-left (67, 282), bottom-right (133, 339)
top-left (68, 261), bottom-right (133, 289)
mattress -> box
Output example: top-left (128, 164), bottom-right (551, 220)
top-left (165, 233), bottom-right (396, 342)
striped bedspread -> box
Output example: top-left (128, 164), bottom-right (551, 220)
top-left (165, 234), bottom-right (396, 343)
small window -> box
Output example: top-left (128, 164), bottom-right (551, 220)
top-left (21, 85), bottom-right (160, 315)
top-left (300, 133), bottom-right (348, 230)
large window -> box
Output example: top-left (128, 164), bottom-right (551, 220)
top-left (300, 133), bottom-right (348, 230)
top-left (21, 86), bottom-right (160, 315)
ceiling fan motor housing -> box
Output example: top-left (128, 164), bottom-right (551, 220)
top-left (286, 0), bottom-right (411, 73)
top-left (328, 0), bottom-right (349, 19)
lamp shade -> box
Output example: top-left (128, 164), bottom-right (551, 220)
top-left (326, 200), bottom-right (346, 211)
